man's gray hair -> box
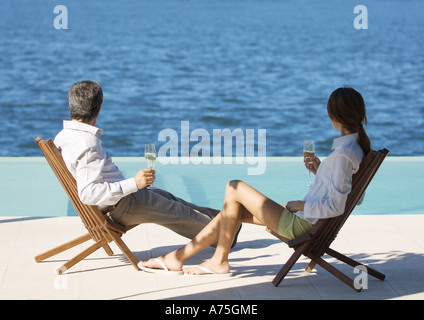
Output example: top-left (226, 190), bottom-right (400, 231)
top-left (68, 80), bottom-right (103, 122)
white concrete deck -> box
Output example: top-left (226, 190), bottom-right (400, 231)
top-left (1, 214), bottom-right (423, 301)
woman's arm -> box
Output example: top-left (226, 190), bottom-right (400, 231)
top-left (301, 154), bottom-right (355, 220)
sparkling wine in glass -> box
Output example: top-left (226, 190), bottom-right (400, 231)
top-left (303, 140), bottom-right (315, 187)
top-left (145, 144), bottom-right (156, 169)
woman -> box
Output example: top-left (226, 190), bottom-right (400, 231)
top-left (139, 87), bottom-right (371, 276)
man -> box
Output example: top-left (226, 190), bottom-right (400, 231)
top-left (54, 80), bottom-right (227, 242)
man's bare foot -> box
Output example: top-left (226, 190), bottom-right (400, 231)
top-left (138, 254), bottom-right (183, 272)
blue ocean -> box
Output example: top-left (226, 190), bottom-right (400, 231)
top-left (0, 0), bottom-right (423, 157)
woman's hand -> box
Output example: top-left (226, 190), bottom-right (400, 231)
top-left (286, 200), bottom-right (305, 212)
top-left (304, 156), bottom-right (321, 175)
top-left (134, 168), bottom-right (156, 189)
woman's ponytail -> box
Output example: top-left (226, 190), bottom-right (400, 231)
top-left (357, 123), bottom-right (371, 155)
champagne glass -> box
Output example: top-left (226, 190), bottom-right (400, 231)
top-left (303, 140), bottom-right (315, 187)
top-left (144, 144), bottom-right (156, 169)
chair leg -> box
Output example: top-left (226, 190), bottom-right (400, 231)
top-left (326, 247), bottom-right (386, 281)
top-left (34, 233), bottom-right (92, 263)
top-left (309, 254), bottom-right (362, 292)
top-left (305, 260), bottom-right (316, 273)
top-left (272, 242), bottom-right (309, 287)
top-left (102, 244), bottom-right (114, 256)
top-left (57, 239), bottom-right (107, 274)
top-left (108, 230), bottom-right (140, 271)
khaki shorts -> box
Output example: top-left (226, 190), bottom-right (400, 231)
top-left (278, 208), bottom-right (313, 240)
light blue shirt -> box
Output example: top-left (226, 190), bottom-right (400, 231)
top-left (295, 133), bottom-right (365, 224)
top-left (54, 120), bottom-right (138, 209)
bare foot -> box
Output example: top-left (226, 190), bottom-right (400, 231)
top-left (138, 254), bottom-right (183, 272)
top-left (184, 259), bottom-right (230, 275)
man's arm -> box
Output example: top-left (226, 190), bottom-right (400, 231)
top-left (74, 146), bottom-right (138, 207)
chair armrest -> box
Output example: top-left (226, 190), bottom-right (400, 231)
top-left (287, 233), bottom-right (312, 248)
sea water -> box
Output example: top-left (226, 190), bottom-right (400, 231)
top-left (0, 0), bottom-right (423, 157)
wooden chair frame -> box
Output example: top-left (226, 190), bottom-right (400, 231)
top-left (267, 148), bottom-right (389, 292)
top-left (34, 137), bottom-right (140, 274)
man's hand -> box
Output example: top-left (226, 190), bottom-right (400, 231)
top-left (134, 168), bottom-right (156, 189)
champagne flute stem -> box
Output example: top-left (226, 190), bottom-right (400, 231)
top-left (309, 168), bottom-right (312, 186)
top-left (307, 162), bottom-right (313, 187)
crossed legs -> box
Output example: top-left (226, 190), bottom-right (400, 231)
top-left (139, 180), bottom-right (285, 274)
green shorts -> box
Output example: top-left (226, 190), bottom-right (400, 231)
top-left (278, 208), bottom-right (313, 240)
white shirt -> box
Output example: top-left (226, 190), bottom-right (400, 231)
top-left (54, 120), bottom-right (138, 209)
top-left (294, 133), bottom-right (365, 225)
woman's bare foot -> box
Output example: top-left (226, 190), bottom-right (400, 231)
top-left (184, 259), bottom-right (231, 275)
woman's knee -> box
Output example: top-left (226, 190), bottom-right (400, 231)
top-left (226, 179), bottom-right (244, 189)
top-left (226, 180), bottom-right (250, 204)
top-left (226, 180), bottom-right (244, 195)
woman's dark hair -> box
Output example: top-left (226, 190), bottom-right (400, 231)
top-left (68, 80), bottom-right (103, 123)
top-left (327, 87), bottom-right (371, 155)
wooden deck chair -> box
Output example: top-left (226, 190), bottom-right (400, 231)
top-left (267, 148), bottom-right (389, 292)
top-left (34, 137), bottom-right (140, 274)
